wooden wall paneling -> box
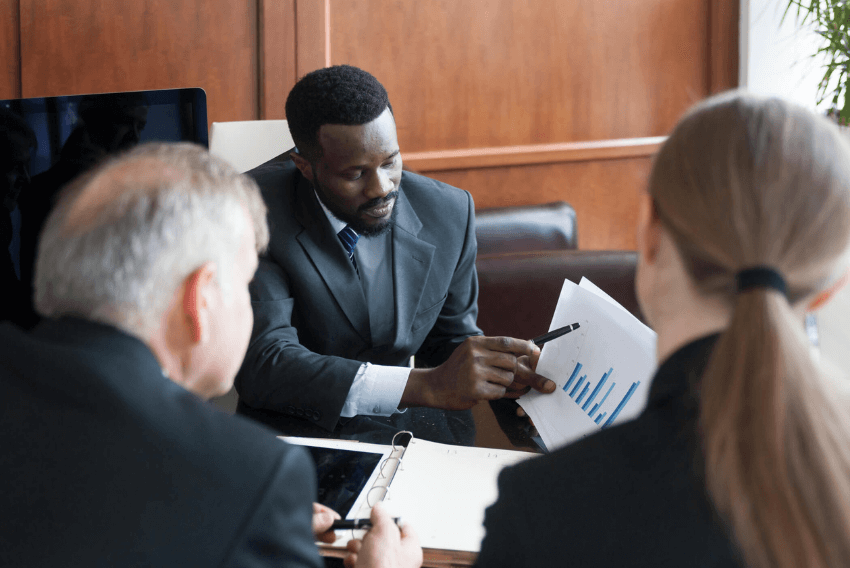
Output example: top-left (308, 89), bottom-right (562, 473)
top-left (709, 0), bottom-right (740, 93)
top-left (428, 156), bottom-right (653, 251)
top-left (259, 0), bottom-right (297, 119)
top-left (326, 0), bottom-right (710, 152)
top-left (294, 0), bottom-right (330, 78)
top-left (0, 0), bottom-right (21, 98)
top-left (297, 0), bottom-right (738, 249)
top-left (18, 0), bottom-right (261, 126)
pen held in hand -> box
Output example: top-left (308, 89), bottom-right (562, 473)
top-left (330, 517), bottom-right (402, 531)
top-left (531, 322), bottom-right (581, 347)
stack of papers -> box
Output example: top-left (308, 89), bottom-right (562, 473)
top-left (518, 278), bottom-right (657, 451)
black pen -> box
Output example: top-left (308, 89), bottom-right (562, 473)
top-left (331, 517), bottom-right (402, 531)
top-left (531, 322), bottom-right (581, 347)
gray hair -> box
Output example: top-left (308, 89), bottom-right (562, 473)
top-left (35, 142), bottom-right (269, 337)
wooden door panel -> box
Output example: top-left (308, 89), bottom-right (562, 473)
top-left (19, 0), bottom-right (260, 126)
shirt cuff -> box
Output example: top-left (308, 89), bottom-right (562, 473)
top-left (340, 363), bottom-right (410, 418)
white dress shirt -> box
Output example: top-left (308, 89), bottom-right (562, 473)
top-left (315, 192), bottom-right (410, 417)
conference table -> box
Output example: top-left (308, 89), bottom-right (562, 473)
top-left (320, 545), bottom-right (477, 567)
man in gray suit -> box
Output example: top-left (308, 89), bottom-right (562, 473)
top-left (236, 65), bottom-right (555, 445)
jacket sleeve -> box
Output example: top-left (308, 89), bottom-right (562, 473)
top-left (415, 189), bottom-right (483, 367)
top-left (235, 257), bottom-right (362, 432)
top-left (223, 444), bottom-right (323, 568)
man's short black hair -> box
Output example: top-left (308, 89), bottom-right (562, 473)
top-left (285, 65), bottom-right (392, 161)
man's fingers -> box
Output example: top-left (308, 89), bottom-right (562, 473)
top-left (501, 386), bottom-right (531, 399)
top-left (475, 380), bottom-right (509, 401)
top-left (529, 346), bottom-right (541, 370)
top-left (343, 551), bottom-right (358, 568)
top-left (524, 371), bottom-right (556, 393)
top-left (346, 540), bottom-right (362, 553)
top-left (397, 516), bottom-right (419, 544)
top-left (479, 366), bottom-right (514, 388)
top-left (514, 357), bottom-right (556, 393)
top-left (312, 502), bottom-right (341, 542)
top-left (368, 501), bottom-right (397, 533)
top-left (473, 336), bottom-right (537, 358)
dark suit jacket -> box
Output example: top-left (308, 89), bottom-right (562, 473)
top-left (475, 335), bottom-right (745, 568)
top-left (235, 161), bottom-right (481, 445)
top-left (0, 317), bottom-right (322, 568)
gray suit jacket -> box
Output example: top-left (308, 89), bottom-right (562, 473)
top-left (235, 161), bottom-right (482, 444)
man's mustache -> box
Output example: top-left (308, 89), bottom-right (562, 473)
top-left (359, 190), bottom-right (399, 212)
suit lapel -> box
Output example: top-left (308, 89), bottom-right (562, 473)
top-left (391, 190), bottom-right (435, 350)
top-left (292, 174), bottom-right (371, 343)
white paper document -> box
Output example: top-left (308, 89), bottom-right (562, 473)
top-left (518, 278), bottom-right (657, 451)
top-left (383, 439), bottom-right (532, 552)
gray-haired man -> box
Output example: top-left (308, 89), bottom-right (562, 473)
top-left (0, 143), bottom-right (419, 568)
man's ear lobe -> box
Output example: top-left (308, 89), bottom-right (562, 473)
top-left (290, 152), bottom-right (314, 182)
top-left (182, 263), bottom-right (217, 344)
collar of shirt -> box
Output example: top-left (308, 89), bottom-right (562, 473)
top-left (314, 190), bottom-right (351, 236)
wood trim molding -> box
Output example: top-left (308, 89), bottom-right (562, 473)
top-left (404, 137), bottom-right (666, 173)
top-left (708, 0), bottom-right (740, 93)
top-left (258, 0), bottom-right (296, 120)
top-left (295, 0), bottom-right (330, 78)
top-left (321, 545), bottom-right (476, 567)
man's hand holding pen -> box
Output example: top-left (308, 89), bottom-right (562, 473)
top-left (398, 323), bottom-right (580, 410)
top-left (344, 502), bottom-right (422, 568)
top-left (400, 335), bottom-right (557, 411)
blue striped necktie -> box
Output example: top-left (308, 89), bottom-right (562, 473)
top-left (337, 225), bottom-right (360, 274)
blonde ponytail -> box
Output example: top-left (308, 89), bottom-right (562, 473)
top-left (649, 92), bottom-right (850, 568)
top-left (701, 289), bottom-right (850, 568)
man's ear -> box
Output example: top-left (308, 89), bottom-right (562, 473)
top-left (182, 262), bottom-right (217, 344)
top-left (637, 193), bottom-right (662, 265)
top-left (290, 151), bottom-right (314, 182)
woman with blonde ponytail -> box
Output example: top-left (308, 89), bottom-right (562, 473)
top-left (474, 92), bottom-right (850, 568)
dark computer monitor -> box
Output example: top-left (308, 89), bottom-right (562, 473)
top-left (0, 87), bottom-right (208, 327)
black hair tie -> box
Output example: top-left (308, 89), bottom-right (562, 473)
top-left (736, 266), bottom-right (787, 297)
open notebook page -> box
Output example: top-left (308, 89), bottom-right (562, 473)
top-left (382, 439), bottom-right (533, 552)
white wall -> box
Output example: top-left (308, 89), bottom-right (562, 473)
top-left (742, 1), bottom-right (850, 379)
top-left (740, 0), bottom-right (828, 110)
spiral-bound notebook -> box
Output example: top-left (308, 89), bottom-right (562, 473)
top-left (281, 433), bottom-right (533, 554)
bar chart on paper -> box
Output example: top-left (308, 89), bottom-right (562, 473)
top-left (518, 277), bottom-right (656, 449)
top-left (561, 363), bottom-right (640, 428)
top-left (541, 319), bottom-right (644, 434)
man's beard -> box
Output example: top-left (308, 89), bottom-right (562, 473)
top-left (315, 178), bottom-right (399, 237)
top-left (354, 190), bottom-right (399, 236)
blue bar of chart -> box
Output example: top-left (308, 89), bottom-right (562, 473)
top-left (569, 375), bottom-right (586, 398)
top-left (589, 382), bottom-right (615, 416)
top-left (575, 383), bottom-right (591, 404)
top-left (603, 381), bottom-right (641, 428)
top-left (562, 363), bottom-right (582, 393)
top-left (559, 362), bottom-right (642, 429)
top-left (582, 368), bottom-right (612, 411)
